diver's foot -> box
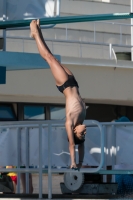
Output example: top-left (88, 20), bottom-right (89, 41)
top-left (30, 19), bottom-right (40, 38)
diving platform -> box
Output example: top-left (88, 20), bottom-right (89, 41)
top-left (0, 51), bottom-right (60, 84)
top-left (0, 52), bottom-right (60, 71)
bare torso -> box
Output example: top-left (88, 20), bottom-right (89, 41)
top-left (63, 87), bottom-right (86, 127)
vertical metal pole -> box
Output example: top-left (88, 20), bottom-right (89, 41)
top-left (52, 41), bottom-right (54, 54)
top-left (17, 128), bottom-right (21, 193)
top-left (66, 24), bottom-right (68, 40)
top-left (39, 124), bottom-right (42, 199)
top-left (80, 42), bottom-right (82, 58)
top-left (25, 128), bottom-right (29, 194)
top-left (111, 125), bottom-right (116, 183)
top-left (103, 125), bottom-right (107, 183)
top-left (109, 43), bottom-right (112, 59)
top-left (100, 123), bottom-right (104, 169)
top-left (120, 25), bottom-right (122, 45)
top-left (22, 39), bottom-right (24, 53)
top-left (2, 0), bottom-right (6, 51)
top-left (131, 0), bottom-right (133, 61)
top-left (48, 123), bottom-right (52, 199)
top-left (94, 22), bottom-right (96, 43)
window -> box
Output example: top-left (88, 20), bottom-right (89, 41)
top-left (0, 105), bottom-right (16, 120)
top-left (24, 105), bottom-right (45, 120)
top-left (50, 106), bottom-right (65, 120)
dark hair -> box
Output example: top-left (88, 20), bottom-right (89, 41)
top-left (74, 134), bottom-right (85, 145)
top-left (67, 135), bottom-right (85, 145)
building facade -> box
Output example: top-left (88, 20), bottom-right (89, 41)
top-left (0, 0), bottom-right (133, 122)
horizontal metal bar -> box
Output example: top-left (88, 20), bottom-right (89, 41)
top-left (1, 168), bottom-right (133, 175)
top-left (0, 120), bottom-right (65, 125)
top-left (96, 20), bottom-right (133, 27)
top-left (51, 169), bottom-right (133, 174)
top-left (0, 13), bottom-right (133, 29)
top-left (0, 124), bottom-right (65, 128)
top-left (6, 18), bottom-right (133, 31)
top-left (0, 168), bottom-right (39, 173)
top-left (100, 121), bottom-right (133, 126)
top-left (0, 120), bottom-right (133, 127)
top-left (99, 170), bottom-right (133, 175)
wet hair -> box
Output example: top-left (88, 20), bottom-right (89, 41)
top-left (74, 134), bottom-right (85, 145)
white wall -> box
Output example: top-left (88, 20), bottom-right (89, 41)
top-left (0, 57), bottom-right (133, 106)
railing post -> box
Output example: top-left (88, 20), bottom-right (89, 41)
top-left (120, 25), bottom-right (122, 45)
top-left (94, 22), bottom-right (96, 43)
top-left (79, 40), bottom-right (82, 58)
top-left (109, 43), bottom-right (112, 59)
top-left (103, 125), bottom-right (107, 183)
top-left (39, 124), bottom-right (43, 199)
top-left (25, 127), bottom-right (29, 194)
top-left (48, 122), bottom-right (52, 199)
top-left (111, 125), bottom-right (116, 183)
top-left (22, 39), bottom-right (24, 52)
top-left (66, 24), bottom-right (68, 40)
top-left (17, 127), bottom-right (21, 193)
top-left (52, 41), bottom-right (54, 54)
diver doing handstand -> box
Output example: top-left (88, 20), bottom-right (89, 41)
top-left (30, 19), bottom-right (86, 169)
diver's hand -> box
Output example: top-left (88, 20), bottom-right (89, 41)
top-left (70, 164), bottom-right (79, 170)
top-left (76, 163), bottom-right (82, 169)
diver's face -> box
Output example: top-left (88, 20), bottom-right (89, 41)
top-left (73, 124), bottom-right (86, 140)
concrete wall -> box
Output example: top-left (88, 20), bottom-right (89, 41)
top-left (6, 32), bottom-right (131, 60)
top-left (0, 57), bottom-right (133, 106)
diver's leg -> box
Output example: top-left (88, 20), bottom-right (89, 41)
top-left (30, 20), bottom-right (72, 86)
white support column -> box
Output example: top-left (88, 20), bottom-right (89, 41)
top-left (131, 0), bottom-right (133, 61)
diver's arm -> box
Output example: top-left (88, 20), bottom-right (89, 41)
top-left (65, 120), bottom-right (77, 168)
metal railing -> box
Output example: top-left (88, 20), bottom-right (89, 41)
top-left (0, 20), bottom-right (133, 60)
top-left (0, 120), bottom-right (104, 199)
top-left (2, 35), bottom-right (133, 62)
top-left (0, 120), bottom-right (133, 198)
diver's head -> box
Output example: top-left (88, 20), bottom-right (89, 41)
top-left (73, 124), bottom-right (86, 144)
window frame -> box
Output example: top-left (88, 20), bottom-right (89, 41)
top-left (0, 103), bottom-right (17, 121)
top-left (22, 103), bottom-right (46, 121)
top-left (49, 104), bottom-right (66, 120)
